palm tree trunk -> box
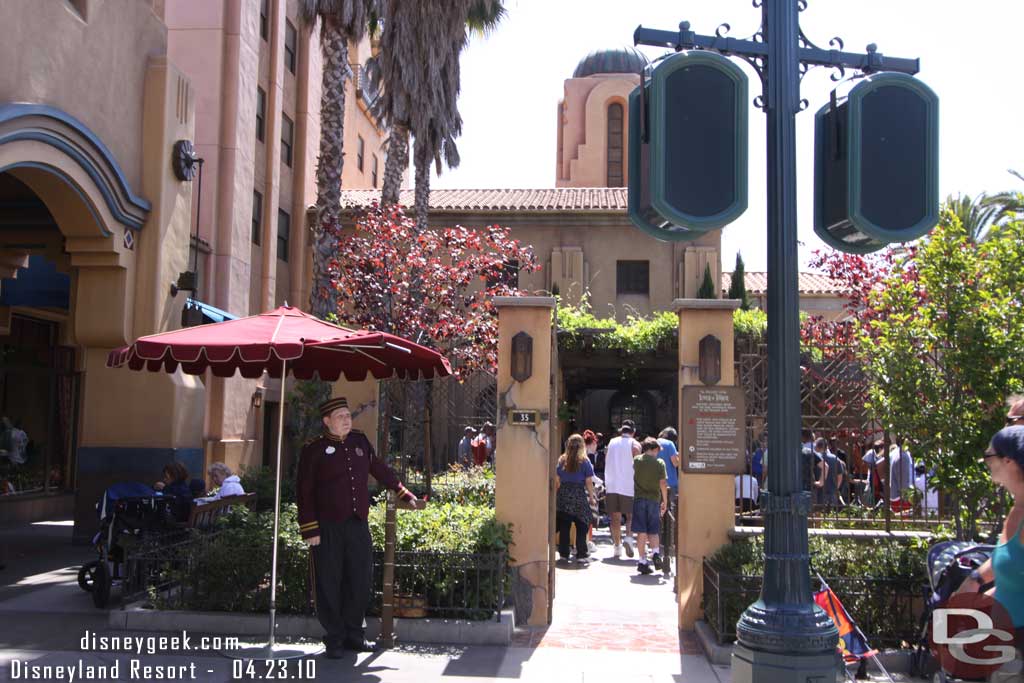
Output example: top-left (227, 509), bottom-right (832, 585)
top-left (413, 140), bottom-right (431, 233)
top-left (310, 24), bottom-right (349, 320)
top-left (381, 124), bottom-right (409, 206)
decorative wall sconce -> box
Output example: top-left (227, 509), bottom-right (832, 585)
top-left (698, 334), bottom-right (722, 386)
top-left (511, 331), bottom-right (533, 382)
top-left (252, 390), bottom-right (263, 409)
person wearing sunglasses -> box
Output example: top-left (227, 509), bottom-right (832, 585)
top-left (956, 425), bottom-right (1024, 649)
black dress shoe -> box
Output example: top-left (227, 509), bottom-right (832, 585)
top-left (342, 638), bottom-right (379, 652)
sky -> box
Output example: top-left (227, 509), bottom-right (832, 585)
top-left (431, 0), bottom-right (1024, 271)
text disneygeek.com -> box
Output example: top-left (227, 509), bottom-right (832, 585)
top-left (7, 630), bottom-right (318, 680)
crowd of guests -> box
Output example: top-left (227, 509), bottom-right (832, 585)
top-left (735, 428), bottom-right (942, 515)
top-left (457, 423), bottom-right (496, 467)
top-left (554, 421), bottom-right (677, 575)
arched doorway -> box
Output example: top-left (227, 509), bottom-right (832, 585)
top-left (0, 173), bottom-right (80, 504)
top-left (609, 390), bottom-right (657, 438)
top-left (0, 103), bottom-right (204, 540)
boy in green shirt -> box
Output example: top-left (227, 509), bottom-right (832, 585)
top-left (632, 437), bottom-right (668, 574)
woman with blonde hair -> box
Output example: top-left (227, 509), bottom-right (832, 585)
top-left (555, 433), bottom-right (597, 564)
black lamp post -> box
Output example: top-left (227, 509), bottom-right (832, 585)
top-left (635, 2), bottom-right (921, 680)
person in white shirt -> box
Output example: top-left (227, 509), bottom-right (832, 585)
top-left (913, 464), bottom-right (940, 515)
top-left (196, 462), bottom-right (245, 504)
top-left (735, 472), bottom-right (760, 512)
top-left (604, 423), bottom-right (641, 558)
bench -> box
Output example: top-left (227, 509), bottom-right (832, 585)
top-left (186, 492), bottom-right (256, 530)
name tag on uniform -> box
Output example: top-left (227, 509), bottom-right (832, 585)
top-left (355, 448), bottom-right (364, 458)
top-left (325, 446), bottom-right (336, 455)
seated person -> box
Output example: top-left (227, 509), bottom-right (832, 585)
top-left (154, 461), bottom-right (192, 521)
top-left (195, 462), bottom-right (245, 504)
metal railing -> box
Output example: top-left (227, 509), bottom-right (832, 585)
top-left (123, 532), bottom-right (509, 622)
top-left (371, 550), bottom-right (508, 622)
top-left (702, 558), bottom-right (922, 648)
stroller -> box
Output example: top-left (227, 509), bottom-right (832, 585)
top-left (77, 482), bottom-right (182, 608)
top-left (910, 540), bottom-right (997, 682)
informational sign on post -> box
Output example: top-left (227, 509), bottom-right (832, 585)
top-left (681, 385), bottom-right (746, 474)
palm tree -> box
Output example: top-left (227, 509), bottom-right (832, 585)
top-left (982, 169), bottom-right (1024, 238)
top-left (944, 193), bottom-right (1000, 244)
top-left (297, 0), bottom-right (374, 319)
top-left (374, 0), bottom-right (506, 226)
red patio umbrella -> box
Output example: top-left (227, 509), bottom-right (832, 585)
top-left (107, 305), bottom-right (452, 658)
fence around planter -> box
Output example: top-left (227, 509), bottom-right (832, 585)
top-left (369, 550), bottom-right (507, 622)
top-left (123, 532), bottom-right (508, 622)
top-left (702, 558), bottom-right (923, 648)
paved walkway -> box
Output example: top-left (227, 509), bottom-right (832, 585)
top-left (0, 519), bottom-right (730, 682)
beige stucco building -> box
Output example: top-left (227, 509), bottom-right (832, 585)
top-left (0, 0), bottom-right (385, 540)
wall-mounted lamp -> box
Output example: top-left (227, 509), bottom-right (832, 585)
top-left (698, 334), bottom-right (722, 385)
top-left (511, 331), bottom-right (533, 382)
top-left (252, 390), bottom-right (263, 409)
top-left (170, 270), bottom-right (198, 298)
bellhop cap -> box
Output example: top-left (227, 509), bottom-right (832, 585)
top-left (319, 397), bottom-right (349, 417)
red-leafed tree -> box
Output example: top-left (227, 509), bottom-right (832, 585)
top-left (329, 203), bottom-right (539, 378)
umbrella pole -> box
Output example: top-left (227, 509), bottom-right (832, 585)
top-left (223, 359), bottom-right (322, 660)
top-left (268, 358), bottom-right (287, 648)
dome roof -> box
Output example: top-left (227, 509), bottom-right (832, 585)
top-left (572, 47), bottom-right (650, 79)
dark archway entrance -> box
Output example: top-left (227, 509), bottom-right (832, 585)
top-left (0, 173), bottom-right (80, 510)
top-left (560, 349), bottom-right (677, 445)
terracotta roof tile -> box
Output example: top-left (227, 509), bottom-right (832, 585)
top-left (340, 187), bottom-right (629, 212)
top-left (721, 271), bottom-right (848, 296)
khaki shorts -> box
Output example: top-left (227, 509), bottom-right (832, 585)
top-left (606, 493), bottom-right (633, 515)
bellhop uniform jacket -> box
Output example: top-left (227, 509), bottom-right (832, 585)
top-left (296, 430), bottom-right (415, 540)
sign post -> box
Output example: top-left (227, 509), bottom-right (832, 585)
top-left (635, 2), bottom-right (929, 680)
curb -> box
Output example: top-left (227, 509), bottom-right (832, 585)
top-left (110, 603), bottom-right (514, 646)
top-left (694, 621), bottom-right (732, 666)
top-left (693, 620), bottom-right (913, 673)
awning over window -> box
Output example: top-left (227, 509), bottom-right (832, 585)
top-left (184, 298), bottom-right (237, 325)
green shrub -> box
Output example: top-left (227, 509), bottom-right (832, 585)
top-left (239, 466), bottom-right (295, 512)
top-left (158, 501), bottom-right (511, 619)
top-left (426, 465), bottom-right (496, 507)
top-left (705, 536), bottom-right (928, 647)
top-left (366, 501), bottom-right (512, 619)
top-left (556, 297), bottom-right (677, 356)
top-left (733, 308), bottom-right (767, 342)
top-left (162, 504), bottom-right (310, 615)
top-left (368, 501), bottom-right (510, 554)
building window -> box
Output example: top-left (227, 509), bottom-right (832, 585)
top-left (259, 0), bottom-right (269, 41)
top-left (256, 87), bottom-right (267, 143)
top-left (616, 260), bottom-right (649, 295)
top-left (607, 103), bottom-right (624, 187)
top-left (281, 114), bottom-right (294, 167)
top-left (284, 20), bottom-right (297, 74)
top-left (371, 155), bottom-right (379, 188)
top-left (356, 135), bottom-right (365, 172)
top-left (252, 190), bottom-right (263, 245)
top-left (277, 209), bottom-right (290, 262)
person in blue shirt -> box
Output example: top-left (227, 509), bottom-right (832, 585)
top-left (656, 428), bottom-right (679, 495)
top-left (751, 434), bottom-right (766, 487)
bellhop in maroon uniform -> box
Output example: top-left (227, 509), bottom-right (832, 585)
top-left (297, 397), bottom-right (421, 656)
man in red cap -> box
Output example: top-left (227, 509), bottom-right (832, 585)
top-left (297, 396), bottom-right (423, 657)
